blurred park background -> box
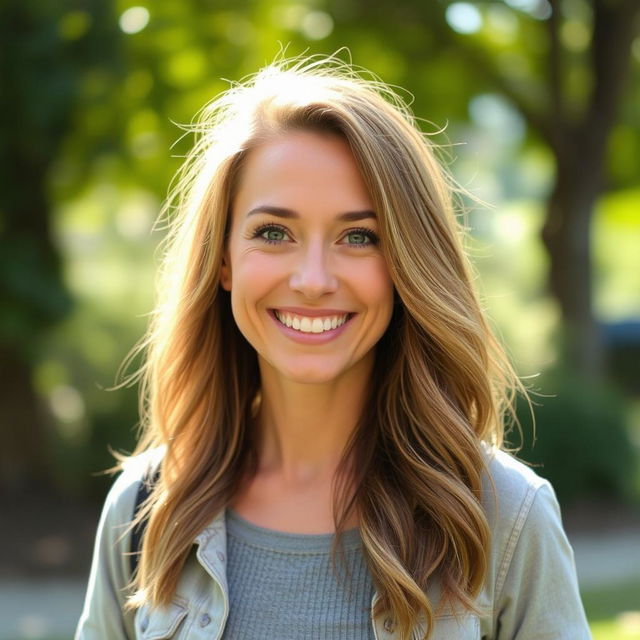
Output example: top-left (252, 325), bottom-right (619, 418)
top-left (1, 0), bottom-right (639, 638)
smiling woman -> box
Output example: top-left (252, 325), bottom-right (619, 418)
top-left (220, 131), bottom-right (394, 387)
top-left (75, 55), bottom-right (590, 640)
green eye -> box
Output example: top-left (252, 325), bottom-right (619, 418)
top-left (264, 228), bottom-right (286, 242)
top-left (345, 227), bottom-right (379, 247)
top-left (347, 232), bottom-right (367, 244)
top-left (252, 224), bottom-right (290, 245)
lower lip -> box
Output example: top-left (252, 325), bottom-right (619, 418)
top-left (268, 310), bottom-right (355, 344)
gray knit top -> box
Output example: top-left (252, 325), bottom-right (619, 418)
top-left (221, 509), bottom-right (376, 639)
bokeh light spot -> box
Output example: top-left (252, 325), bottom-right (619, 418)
top-left (505, 0), bottom-right (552, 19)
top-left (50, 385), bottom-right (85, 424)
top-left (504, 0), bottom-right (538, 12)
top-left (115, 191), bottom-right (157, 239)
top-left (301, 11), bottom-right (334, 40)
top-left (633, 37), bottom-right (640, 63)
top-left (561, 19), bottom-right (590, 52)
top-left (272, 4), bottom-right (307, 30)
top-left (446, 3), bottom-right (482, 34)
top-left (469, 93), bottom-right (525, 145)
top-left (119, 7), bottom-right (150, 34)
top-left (618, 610), bottom-right (640, 634)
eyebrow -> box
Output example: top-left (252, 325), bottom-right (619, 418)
top-left (245, 205), bottom-right (377, 222)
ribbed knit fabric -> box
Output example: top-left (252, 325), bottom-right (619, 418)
top-left (221, 509), bottom-right (376, 639)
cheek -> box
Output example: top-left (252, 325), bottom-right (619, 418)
top-left (356, 259), bottom-right (394, 305)
top-left (231, 251), bottom-right (284, 302)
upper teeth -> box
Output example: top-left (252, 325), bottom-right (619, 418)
top-left (274, 311), bottom-right (350, 333)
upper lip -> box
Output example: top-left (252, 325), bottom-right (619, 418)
top-left (272, 307), bottom-right (354, 317)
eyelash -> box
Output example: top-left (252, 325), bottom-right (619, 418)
top-left (250, 223), bottom-right (380, 248)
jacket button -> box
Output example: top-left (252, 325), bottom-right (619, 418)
top-left (199, 613), bottom-right (212, 627)
top-left (383, 617), bottom-right (396, 633)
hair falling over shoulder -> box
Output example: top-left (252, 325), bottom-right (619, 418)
top-left (115, 53), bottom-right (530, 640)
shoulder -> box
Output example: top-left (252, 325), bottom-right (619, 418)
top-left (102, 447), bottom-right (165, 529)
top-left (475, 449), bottom-right (589, 636)
top-left (75, 447), bottom-right (167, 639)
top-left (119, 446), bottom-right (165, 481)
top-left (480, 443), bottom-right (558, 536)
top-left (480, 444), bottom-right (550, 510)
top-left (479, 444), bottom-right (569, 594)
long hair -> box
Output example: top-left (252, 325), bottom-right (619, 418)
top-left (118, 54), bottom-right (526, 639)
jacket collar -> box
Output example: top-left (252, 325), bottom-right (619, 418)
top-left (194, 509), bottom-right (228, 595)
top-left (192, 509), bottom-right (398, 639)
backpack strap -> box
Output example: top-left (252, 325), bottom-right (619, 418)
top-left (129, 466), bottom-right (161, 577)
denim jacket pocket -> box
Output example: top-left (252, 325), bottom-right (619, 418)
top-left (135, 599), bottom-right (189, 640)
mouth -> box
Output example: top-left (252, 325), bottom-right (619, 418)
top-left (270, 309), bottom-right (355, 334)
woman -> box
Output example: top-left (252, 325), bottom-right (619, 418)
top-left (76, 56), bottom-right (590, 639)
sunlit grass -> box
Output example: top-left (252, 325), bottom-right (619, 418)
top-left (591, 618), bottom-right (640, 640)
top-left (584, 578), bottom-right (640, 640)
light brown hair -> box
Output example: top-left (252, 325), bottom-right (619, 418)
top-left (119, 55), bottom-right (526, 639)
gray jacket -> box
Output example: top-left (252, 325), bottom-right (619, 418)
top-left (75, 446), bottom-right (591, 639)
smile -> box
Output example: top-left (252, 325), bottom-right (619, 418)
top-left (273, 310), bottom-right (352, 333)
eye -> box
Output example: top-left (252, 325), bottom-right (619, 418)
top-left (343, 227), bottom-right (380, 248)
top-left (251, 223), bottom-right (290, 245)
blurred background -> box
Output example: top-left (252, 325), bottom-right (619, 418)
top-left (0, 0), bottom-right (639, 638)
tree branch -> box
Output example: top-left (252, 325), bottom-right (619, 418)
top-left (547, 0), bottom-right (567, 155)
top-left (582, 0), bottom-right (640, 144)
top-left (426, 12), bottom-right (555, 145)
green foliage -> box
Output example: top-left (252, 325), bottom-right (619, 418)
top-left (514, 366), bottom-right (638, 506)
top-left (40, 302), bottom-right (145, 499)
top-left (4, 0), bottom-right (637, 495)
top-left (0, 236), bottom-right (72, 352)
top-left (35, 217), bottom-right (156, 498)
top-left (593, 188), bottom-right (640, 324)
top-left (582, 578), bottom-right (640, 624)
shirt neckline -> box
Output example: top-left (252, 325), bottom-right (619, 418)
top-left (225, 508), bottom-right (362, 554)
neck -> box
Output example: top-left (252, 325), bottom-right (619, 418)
top-left (253, 353), bottom-right (374, 487)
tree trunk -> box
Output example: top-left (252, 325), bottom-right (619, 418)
top-left (542, 150), bottom-right (604, 378)
top-left (541, 0), bottom-right (639, 380)
top-left (0, 3), bottom-right (74, 493)
top-left (0, 347), bottom-right (53, 493)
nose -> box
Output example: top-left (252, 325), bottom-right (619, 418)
top-left (289, 240), bottom-right (338, 299)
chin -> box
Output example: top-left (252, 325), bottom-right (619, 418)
top-left (277, 362), bottom-right (348, 385)
top-left (284, 371), bottom-right (343, 385)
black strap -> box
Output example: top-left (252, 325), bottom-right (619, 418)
top-left (129, 467), bottom-right (160, 577)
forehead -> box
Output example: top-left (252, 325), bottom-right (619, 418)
top-left (231, 131), bottom-right (374, 219)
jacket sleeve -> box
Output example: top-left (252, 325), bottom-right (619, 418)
top-left (75, 469), bottom-right (139, 640)
top-left (494, 481), bottom-right (591, 639)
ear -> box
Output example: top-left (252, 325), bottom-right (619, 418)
top-left (219, 251), bottom-right (232, 291)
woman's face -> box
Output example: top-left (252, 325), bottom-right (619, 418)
top-left (221, 130), bottom-right (394, 385)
